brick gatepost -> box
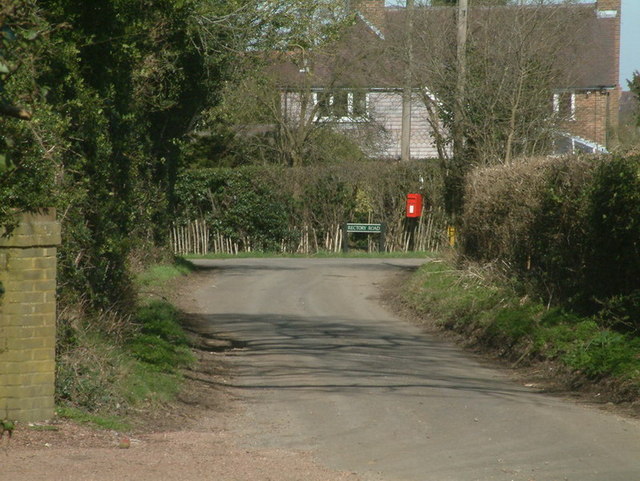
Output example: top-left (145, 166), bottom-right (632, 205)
top-left (0, 209), bottom-right (61, 422)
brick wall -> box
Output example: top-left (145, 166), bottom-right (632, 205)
top-left (597, 0), bottom-right (621, 13)
top-left (0, 209), bottom-right (61, 422)
top-left (563, 90), bottom-right (617, 148)
top-left (558, 0), bottom-right (620, 150)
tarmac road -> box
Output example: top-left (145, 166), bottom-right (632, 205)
top-left (189, 257), bottom-right (640, 481)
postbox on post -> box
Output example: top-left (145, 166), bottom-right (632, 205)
top-left (406, 193), bottom-right (423, 218)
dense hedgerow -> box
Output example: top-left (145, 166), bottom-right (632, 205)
top-left (1, 0), bottom-right (233, 418)
top-left (461, 154), bottom-right (640, 332)
top-left (174, 161), bottom-right (447, 253)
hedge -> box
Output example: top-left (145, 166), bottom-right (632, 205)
top-left (461, 154), bottom-right (640, 331)
top-left (173, 161), bottom-right (448, 253)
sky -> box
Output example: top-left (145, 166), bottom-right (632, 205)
top-left (385, 0), bottom-right (639, 89)
top-left (620, 0), bottom-right (639, 88)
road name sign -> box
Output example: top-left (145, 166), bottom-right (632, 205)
top-left (346, 223), bottom-right (383, 233)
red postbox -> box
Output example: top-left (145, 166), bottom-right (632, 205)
top-left (406, 193), bottom-right (423, 218)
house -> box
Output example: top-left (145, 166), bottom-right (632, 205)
top-left (549, 0), bottom-right (621, 152)
top-left (274, 5), bottom-right (443, 160)
top-left (273, 0), bottom-right (621, 159)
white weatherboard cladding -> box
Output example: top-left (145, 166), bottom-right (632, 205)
top-left (367, 91), bottom-right (439, 159)
top-left (281, 89), bottom-right (441, 160)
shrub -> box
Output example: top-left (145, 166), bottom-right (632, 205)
top-left (462, 157), bottom-right (552, 264)
top-left (526, 157), bottom-right (595, 303)
top-left (460, 154), bottom-right (640, 330)
top-left (584, 156), bottom-right (640, 302)
top-left (174, 161), bottom-right (447, 253)
top-left (174, 167), bottom-right (297, 251)
top-left (564, 331), bottom-right (640, 379)
top-left (595, 291), bottom-right (640, 334)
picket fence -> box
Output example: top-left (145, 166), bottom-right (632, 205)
top-left (170, 210), bottom-right (448, 256)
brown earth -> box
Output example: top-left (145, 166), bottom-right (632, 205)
top-left (6, 348), bottom-right (360, 481)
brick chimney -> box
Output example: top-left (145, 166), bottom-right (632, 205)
top-left (352, 0), bottom-right (386, 31)
top-left (596, 0), bottom-right (621, 88)
top-left (596, 0), bottom-right (622, 138)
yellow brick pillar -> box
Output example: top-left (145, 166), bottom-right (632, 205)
top-left (0, 209), bottom-right (61, 422)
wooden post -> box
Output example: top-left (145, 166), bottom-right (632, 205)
top-left (453, 0), bottom-right (469, 160)
top-left (342, 223), bottom-right (349, 253)
top-left (379, 223), bottom-right (386, 253)
top-left (401, 0), bottom-right (414, 161)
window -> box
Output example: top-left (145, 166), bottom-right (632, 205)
top-left (352, 91), bottom-right (367, 117)
top-left (316, 91), bottom-right (332, 118)
top-left (332, 91), bottom-right (349, 118)
top-left (314, 89), bottom-right (368, 121)
top-left (553, 92), bottom-right (576, 121)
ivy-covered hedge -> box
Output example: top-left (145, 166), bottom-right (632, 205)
top-left (461, 154), bottom-right (640, 330)
top-left (0, 0), bottom-right (227, 313)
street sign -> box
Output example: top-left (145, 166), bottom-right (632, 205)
top-left (343, 223), bottom-right (385, 253)
top-left (346, 223), bottom-right (383, 233)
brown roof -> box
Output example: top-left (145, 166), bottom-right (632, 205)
top-left (269, 17), bottom-right (388, 89)
top-left (272, 2), bottom-right (619, 90)
top-left (555, 7), bottom-right (619, 88)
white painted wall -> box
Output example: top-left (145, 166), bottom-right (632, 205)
top-left (281, 89), bottom-right (443, 160)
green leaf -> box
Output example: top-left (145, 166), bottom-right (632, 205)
top-left (1, 27), bottom-right (16, 41)
top-left (0, 63), bottom-right (10, 74)
top-left (2, 419), bottom-right (15, 431)
top-left (0, 154), bottom-right (6, 170)
top-left (22, 29), bottom-right (39, 41)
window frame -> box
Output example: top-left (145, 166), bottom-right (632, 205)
top-left (553, 92), bottom-right (576, 121)
top-left (313, 89), bottom-right (370, 122)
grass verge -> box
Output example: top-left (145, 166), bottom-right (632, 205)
top-left (55, 258), bottom-right (196, 429)
top-left (56, 406), bottom-right (131, 432)
top-left (403, 258), bottom-right (640, 402)
top-left (135, 257), bottom-right (195, 287)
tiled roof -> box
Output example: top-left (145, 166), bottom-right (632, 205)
top-left (558, 8), bottom-right (618, 88)
top-left (272, 3), bottom-right (618, 90)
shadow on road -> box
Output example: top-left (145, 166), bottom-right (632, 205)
top-left (183, 311), bottom-right (545, 406)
